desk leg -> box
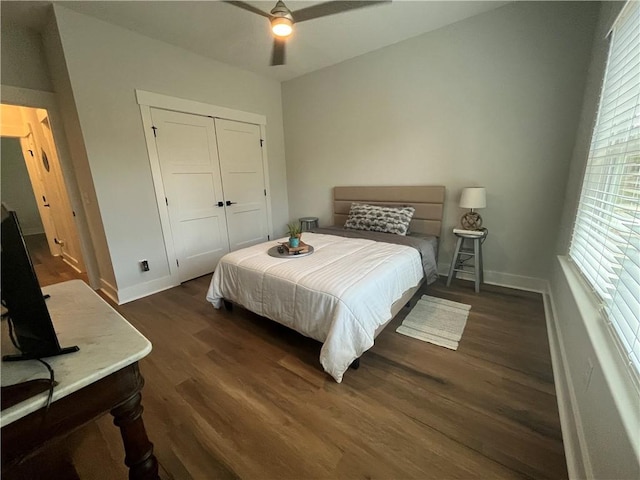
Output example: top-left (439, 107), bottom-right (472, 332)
top-left (111, 390), bottom-right (159, 480)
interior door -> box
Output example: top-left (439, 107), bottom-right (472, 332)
top-left (25, 122), bottom-right (76, 265)
top-left (151, 108), bottom-right (230, 283)
top-left (37, 114), bottom-right (85, 272)
top-left (19, 132), bottom-right (60, 256)
top-left (215, 118), bottom-right (269, 250)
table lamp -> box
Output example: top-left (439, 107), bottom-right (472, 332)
top-left (459, 187), bottom-right (486, 230)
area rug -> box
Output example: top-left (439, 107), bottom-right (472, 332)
top-left (396, 295), bottom-right (471, 350)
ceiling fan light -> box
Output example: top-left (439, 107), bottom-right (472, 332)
top-left (271, 17), bottom-right (293, 37)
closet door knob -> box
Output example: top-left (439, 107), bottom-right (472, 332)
top-left (217, 201), bottom-right (224, 207)
top-left (226, 200), bottom-right (237, 206)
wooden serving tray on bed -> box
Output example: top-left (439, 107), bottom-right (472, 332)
top-left (268, 242), bottom-right (314, 258)
top-left (282, 240), bottom-right (310, 254)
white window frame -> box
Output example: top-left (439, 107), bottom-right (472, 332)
top-left (569, 0), bottom-right (640, 383)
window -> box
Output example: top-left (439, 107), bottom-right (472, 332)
top-left (569, 1), bottom-right (640, 376)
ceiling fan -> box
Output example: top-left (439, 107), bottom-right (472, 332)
top-left (226, 1), bottom-right (389, 66)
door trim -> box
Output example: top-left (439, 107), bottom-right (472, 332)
top-left (259, 124), bottom-right (274, 245)
top-left (139, 106), bottom-right (179, 282)
top-left (136, 90), bottom-right (266, 125)
top-left (137, 91), bottom-right (273, 287)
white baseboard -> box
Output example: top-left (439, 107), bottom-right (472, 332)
top-left (543, 283), bottom-right (590, 480)
top-left (550, 257), bottom-right (640, 479)
top-left (62, 255), bottom-right (83, 274)
top-left (438, 264), bottom-right (548, 294)
top-left (115, 275), bottom-right (176, 305)
top-left (99, 278), bottom-right (119, 304)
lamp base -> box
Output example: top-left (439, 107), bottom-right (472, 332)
top-left (461, 211), bottom-right (483, 230)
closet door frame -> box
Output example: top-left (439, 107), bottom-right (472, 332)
top-left (136, 90), bottom-right (273, 284)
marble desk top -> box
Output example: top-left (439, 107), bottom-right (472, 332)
top-left (1, 280), bottom-right (152, 427)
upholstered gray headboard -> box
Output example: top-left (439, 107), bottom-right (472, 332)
top-left (333, 185), bottom-right (446, 237)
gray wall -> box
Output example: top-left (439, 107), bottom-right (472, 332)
top-left (1, 23), bottom-right (53, 92)
top-left (41, 14), bottom-right (116, 291)
top-left (1, 21), bottom-right (106, 289)
top-left (48, 5), bottom-right (289, 299)
top-left (282, 1), bottom-right (599, 285)
top-left (0, 137), bottom-right (44, 235)
top-left (549, 2), bottom-right (640, 478)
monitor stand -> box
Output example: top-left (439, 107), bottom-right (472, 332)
top-left (2, 293), bottom-right (80, 362)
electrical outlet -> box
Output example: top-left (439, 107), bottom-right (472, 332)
top-left (582, 357), bottom-right (594, 391)
top-left (140, 260), bottom-right (149, 272)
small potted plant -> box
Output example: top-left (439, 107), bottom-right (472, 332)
top-left (287, 222), bottom-right (302, 248)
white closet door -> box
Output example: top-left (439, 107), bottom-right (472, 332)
top-left (215, 118), bottom-right (269, 250)
top-left (151, 108), bottom-right (230, 282)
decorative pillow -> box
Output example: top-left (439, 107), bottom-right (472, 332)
top-left (344, 203), bottom-right (415, 236)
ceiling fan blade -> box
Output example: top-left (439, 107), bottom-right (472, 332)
top-left (293, 0), bottom-right (390, 23)
top-left (224, 1), bottom-right (271, 18)
top-left (271, 38), bottom-right (286, 66)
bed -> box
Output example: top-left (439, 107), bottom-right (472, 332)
top-left (206, 185), bottom-right (445, 382)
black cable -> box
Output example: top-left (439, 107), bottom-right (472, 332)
top-left (35, 358), bottom-right (55, 411)
top-left (7, 317), bottom-right (56, 411)
top-left (480, 228), bottom-right (489, 245)
top-left (7, 316), bottom-right (19, 350)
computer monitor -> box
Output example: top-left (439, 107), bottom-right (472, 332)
top-left (1, 204), bottom-right (78, 361)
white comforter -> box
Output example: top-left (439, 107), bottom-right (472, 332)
top-left (206, 233), bottom-right (423, 382)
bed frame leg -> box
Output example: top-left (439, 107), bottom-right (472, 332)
top-left (349, 358), bottom-right (360, 370)
top-left (223, 300), bottom-right (233, 312)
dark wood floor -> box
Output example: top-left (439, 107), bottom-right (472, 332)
top-left (23, 234), bottom-right (567, 479)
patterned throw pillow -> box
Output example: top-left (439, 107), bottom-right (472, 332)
top-left (344, 203), bottom-right (415, 236)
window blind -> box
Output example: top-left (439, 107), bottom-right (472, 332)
top-left (569, 1), bottom-right (640, 376)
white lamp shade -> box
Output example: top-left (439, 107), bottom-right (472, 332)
top-left (459, 187), bottom-right (486, 209)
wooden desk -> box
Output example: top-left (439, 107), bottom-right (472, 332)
top-left (1, 280), bottom-right (159, 479)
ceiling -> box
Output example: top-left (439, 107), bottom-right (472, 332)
top-left (2, 1), bottom-right (509, 82)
